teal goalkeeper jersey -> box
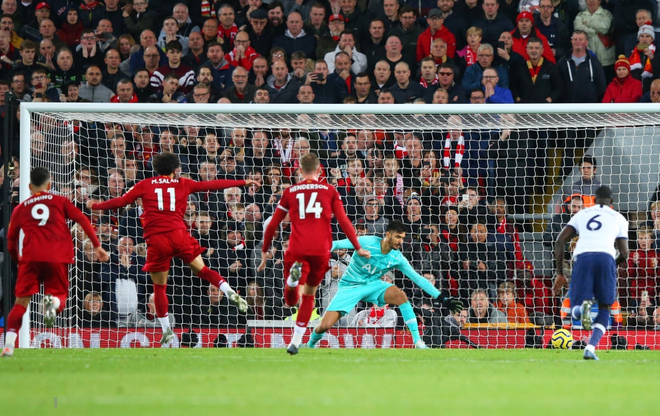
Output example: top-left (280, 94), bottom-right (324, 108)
top-left (331, 235), bottom-right (441, 299)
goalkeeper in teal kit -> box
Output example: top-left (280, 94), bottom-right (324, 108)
top-left (308, 220), bottom-right (463, 349)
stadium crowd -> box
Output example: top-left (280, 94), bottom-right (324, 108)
top-left (2, 0), bottom-right (660, 337)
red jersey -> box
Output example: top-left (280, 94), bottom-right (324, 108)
top-left (92, 176), bottom-right (245, 238)
top-left (262, 179), bottom-right (362, 256)
top-left (7, 192), bottom-right (101, 264)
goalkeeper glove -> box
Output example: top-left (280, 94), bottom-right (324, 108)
top-left (434, 293), bottom-right (464, 313)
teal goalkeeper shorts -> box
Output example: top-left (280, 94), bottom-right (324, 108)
top-left (326, 280), bottom-right (394, 315)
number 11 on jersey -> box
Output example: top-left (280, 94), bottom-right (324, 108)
top-left (155, 188), bottom-right (176, 211)
top-left (296, 192), bottom-right (323, 219)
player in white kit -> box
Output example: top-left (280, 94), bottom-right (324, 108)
top-left (553, 186), bottom-right (629, 360)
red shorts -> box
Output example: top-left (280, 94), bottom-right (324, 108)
top-left (144, 229), bottom-right (205, 272)
top-left (284, 252), bottom-right (331, 287)
top-left (15, 261), bottom-right (69, 299)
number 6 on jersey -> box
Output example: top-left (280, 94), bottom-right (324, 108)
top-left (296, 192), bottom-right (323, 219)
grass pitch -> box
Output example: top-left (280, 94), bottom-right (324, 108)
top-left (1, 349), bottom-right (658, 415)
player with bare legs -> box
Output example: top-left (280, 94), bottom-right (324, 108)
top-left (258, 153), bottom-right (370, 355)
top-left (2, 167), bottom-right (110, 357)
top-left (88, 153), bottom-right (257, 345)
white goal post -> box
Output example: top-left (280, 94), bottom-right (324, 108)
top-left (15, 102), bottom-right (660, 350)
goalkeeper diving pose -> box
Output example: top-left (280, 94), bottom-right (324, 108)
top-left (308, 220), bottom-right (463, 349)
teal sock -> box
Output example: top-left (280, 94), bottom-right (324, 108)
top-left (308, 329), bottom-right (324, 348)
top-left (399, 302), bottom-right (421, 344)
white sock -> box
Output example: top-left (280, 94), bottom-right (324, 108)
top-left (585, 344), bottom-right (596, 353)
top-left (219, 282), bottom-right (232, 296)
top-left (291, 325), bottom-right (306, 346)
top-left (51, 296), bottom-right (61, 310)
top-left (286, 276), bottom-right (299, 288)
top-left (158, 316), bottom-right (171, 332)
top-left (4, 331), bottom-right (17, 348)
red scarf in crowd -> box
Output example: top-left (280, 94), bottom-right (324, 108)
top-left (367, 305), bottom-right (389, 324)
top-left (419, 74), bottom-right (439, 88)
top-left (464, 45), bottom-right (478, 66)
top-left (527, 57), bottom-right (544, 83)
top-left (443, 133), bottom-right (464, 169)
top-left (629, 45), bottom-right (655, 79)
top-left (201, 0), bottom-right (216, 18)
top-left (79, 1), bottom-right (101, 10)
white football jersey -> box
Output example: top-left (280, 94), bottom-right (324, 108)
top-left (567, 204), bottom-right (629, 259)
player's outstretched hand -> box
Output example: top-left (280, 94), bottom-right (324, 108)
top-left (244, 179), bottom-right (260, 188)
top-left (552, 273), bottom-right (568, 296)
top-left (442, 297), bottom-right (464, 314)
top-left (257, 251), bottom-right (268, 272)
top-left (356, 248), bottom-right (371, 259)
top-left (86, 200), bottom-right (96, 210)
top-left (95, 246), bottom-right (110, 262)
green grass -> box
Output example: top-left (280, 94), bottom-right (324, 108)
top-left (1, 349), bottom-right (659, 415)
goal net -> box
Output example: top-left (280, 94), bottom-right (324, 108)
top-left (15, 103), bottom-right (660, 350)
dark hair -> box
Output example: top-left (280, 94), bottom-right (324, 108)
top-left (30, 167), bottom-right (50, 187)
top-left (166, 40), bottom-right (183, 52)
top-left (595, 186), bottom-right (612, 201)
top-left (582, 155), bottom-right (597, 167)
top-left (527, 37), bottom-right (543, 47)
top-left (386, 219), bottom-right (406, 234)
top-left (399, 5), bottom-right (417, 15)
top-left (152, 153), bottom-right (181, 175)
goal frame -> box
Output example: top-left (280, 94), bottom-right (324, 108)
top-left (16, 101), bottom-right (660, 348)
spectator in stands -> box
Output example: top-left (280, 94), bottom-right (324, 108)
top-left (534, 0), bottom-right (570, 59)
top-left (338, 0), bottom-right (366, 40)
top-left (457, 186), bottom-right (488, 230)
top-left (351, 301), bottom-right (398, 327)
top-left (623, 9), bottom-right (653, 59)
top-left (473, 0), bottom-right (514, 48)
top-left (315, 13), bottom-right (343, 61)
top-left (574, 0), bottom-right (615, 80)
top-left (102, 48), bottom-right (130, 92)
top-left (248, 55), bottom-right (269, 88)
top-left (10, 72), bottom-right (27, 101)
top-left (360, 194), bottom-right (390, 236)
top-left (49, 48), bottom-right (82, 91)
top-left (225, 30), bottom-right (259, 71)
top-left (468, 288), bottom-right (508, 323)
top-left (78, 64), bottom-right (114, 102)
top-left (272, 10), bottom-right (316, 60)
top-left (383, 34), bottom-right (416, 76)
top-left (150, 40), bottom-right (195, 93)
top-left (560, 155), bottom-right (601, 201)
top-left (246, 280), bottom-right (272, 320)
top-left (1, 14), bottom-right (22, 50)
top-left (123, 293), bottom-right (176, 328)
top-left (150, 72), bottom-right (187, 103)
top-left (603, 55), bottom-right (643, 102)
top-left (457, 26), bottom-right (482, 70)
top-left (76, 291), bottom-right (115, 328)
top-left (304, 2), bottom-right (329, 38)
top-left (510, 37), bottom-right (564, 103)
top-left (462, 43), bottom-right (510, 91)
top-left (206, 41), bottom-right (235, 91)
top-left (623, 226), bottom-right (658, 307)
top-left (629, 23), bottom-right (655, 92)
top-left (196, 283), bottom-right (246, 328)
top-left (37, 38), bottom-right (56, 71)
top-left (361, 18), bottom-right (386, 68)
top-left (438, 0), bottom-right (467, 49)
top-left (429, 38), bottom-right (454, 68)
top-left (325, 30), bottom-right (367, 75)
top-left (511, 11), bottom-right (556, 63)
top-left (122, 0), bottom-right (156, 40)
top-left (73, 29), bottom-right (104, 71)
top-left (390, 61), bottom-right (425, 103)
top-left (417, 8), bottom-right (456, 62)
top-left (222, 66), bottom-right (257, 103)
top-left (351, 71), bottom-right (378, 103)
top-left (132, 67), bottom-right (153, 102)
top-left (116, 33), bottom-right (134, 63)
top-left (373, 59), bottom-right (393, 92)
top-left (481, 67), bottom-right (513, 103)
top-left (558, 30), bottom-right (607, 102)
top-left (218, 220), bottom-right (250, 294)
top-left (494, 282), bottom-right (530, 324)
top-left (156, 16), bottom-right (189, 55)
top-left (20, 1), bottom-right (49, 42)
top-left (245, 8), bottom-right (272, 57)
top-left (181, 30), bottom-right (205, 70)
top-left (141, 44), bottom-right (161, 75)
top-left (265, 59), bottom-right (300, 103)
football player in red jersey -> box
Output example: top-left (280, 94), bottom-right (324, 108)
top-left (2, 167), bottom-right (110, 357)
top-left (88, 153), bottom-right (258, 345)
top-left (258, 153), bottom-right (371, 354)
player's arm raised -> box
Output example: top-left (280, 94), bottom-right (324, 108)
top-left (257, 208), bottom-right (287, 272)
top-left (397, 256), bottom-right (462, 312)
top-left (188, 178), bottom-right (259, 193)
top-left (330, 236), bottom-right (366, 251)
top-left (65, 200), bottom-right (110, 262)
top-left (331, 197), bottom-right (370, 259)
top-left (553, 224), bottom-right (577, 296)
top-left (87, 182), bottom-right (142, 211)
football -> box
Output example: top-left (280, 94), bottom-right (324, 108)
top-left (551, 329), bottom-right (574, 349)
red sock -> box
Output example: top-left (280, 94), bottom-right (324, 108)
top-left (7, 304), bottom-right (27, 333)
top-left (196, 266), bottom-right (226, 288)
top-left (284, 286), bottom-right (300, 308)
top-left (295, 294), bottom-right (315, 328)
top-left (153, 284), bottom-right (169, 318)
